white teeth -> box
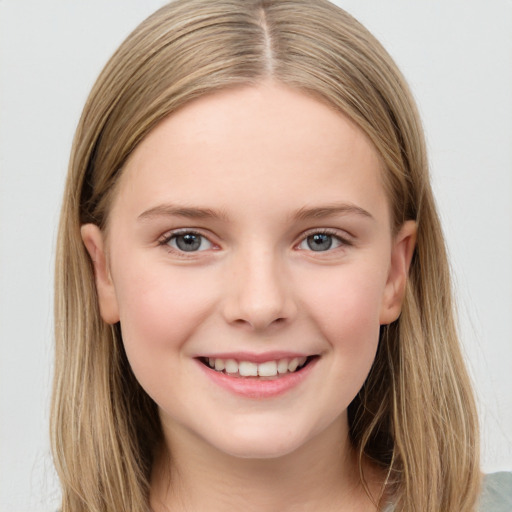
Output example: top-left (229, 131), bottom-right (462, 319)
top-left (205, 356), bottom-right (310, 377)
top-left (258, 360), bottom-right (277, 377)
top-left (239, 361), bottom-right (258, 377)
top-left (277, 359), bottom-right (289, 374)
top-left (288, 357), bottom-right (299, 372)
top-left (224, 359), bottom-right (238, 374)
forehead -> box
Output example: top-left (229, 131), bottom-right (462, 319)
top-left (111, 82), bottom-right (389, 225)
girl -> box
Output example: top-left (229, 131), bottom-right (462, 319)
top-left (50, 0), bottom-right (508, 510)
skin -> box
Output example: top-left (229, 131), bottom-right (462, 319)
top-left (82, 82), bottom-right (416, 511)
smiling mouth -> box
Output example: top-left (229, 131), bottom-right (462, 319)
top-left (198, 356), bottom-right (317, 379)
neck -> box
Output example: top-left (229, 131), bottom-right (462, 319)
top-left (150, 416), bottom-right (383, 512)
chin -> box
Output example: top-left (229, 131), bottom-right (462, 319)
top-left (205, 420), bottom-right (320, 460)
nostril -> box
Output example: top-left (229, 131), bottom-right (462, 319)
top-left (230, 315), bottom-right (287, 330)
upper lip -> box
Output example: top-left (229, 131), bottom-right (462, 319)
top-left (194, 351), bottom-right (314, 363)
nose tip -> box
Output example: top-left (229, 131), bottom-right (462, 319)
top-left (229, 298), bottom-right (289, 331)
top-left (222, 256), bottom-right (296, 331)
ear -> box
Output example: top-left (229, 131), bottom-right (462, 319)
top-left (379, 220), bottom-right (417, 325)
top-left (81, 223), bottom-right (120, 324)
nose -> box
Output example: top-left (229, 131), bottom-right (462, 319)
top-left (222, 247), bottom-right (297, 331)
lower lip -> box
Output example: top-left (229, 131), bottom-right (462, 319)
top-left (195, 358), bottom-right (318, 399)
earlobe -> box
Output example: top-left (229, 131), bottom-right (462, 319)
top-left (80, 224), bottom-right (120, 324)
top-left (379, 220), bottom-right (417, 325)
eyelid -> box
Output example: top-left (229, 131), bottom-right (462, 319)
top-left (158, 228), bottom-right (218, 254)
top-left (295, 228), bottom-right (353, 251)
top-left (156, 227), bottom-right (353, 254)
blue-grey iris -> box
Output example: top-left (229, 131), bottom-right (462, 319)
top-left (175, 233), bottom-right (202, 251)
top-left (307, 233), bottom-right (333, 251)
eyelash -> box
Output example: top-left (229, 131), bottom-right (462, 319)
top-left (158, 229), bottom-right (215, 255)
top-left (158, 228), bottom-right (352, 255)
top-left (296, 228), bottom-right (352, 253)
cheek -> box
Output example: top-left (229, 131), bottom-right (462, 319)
top-left (308, 256), bottom-right (386, 312)
top-left (111, 260), bottom-right (218, 373)
top-left (300, 261), bottom-right (387, 358)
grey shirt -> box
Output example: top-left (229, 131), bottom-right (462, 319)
top-left (478, 472), bottom-right (512, 511)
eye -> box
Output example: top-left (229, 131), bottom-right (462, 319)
top-left (297, 232), bottom-right (347, 252)
top-left (165, 231), bottom-right (213, 252)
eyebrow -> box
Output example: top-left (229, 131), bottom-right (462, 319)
top-left (137, 201), bottom-right (373, 223)
top-left (292, 203), bottom-right (374, 221)
top-left (137, 204), bottom-right (229, 222)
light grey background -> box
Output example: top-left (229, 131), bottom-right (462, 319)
top-left (1, 1), bottom-right (511, 510)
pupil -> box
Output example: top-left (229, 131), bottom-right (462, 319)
top-left (307, 233), bottom-right (332, 251)
top-left (176, 233), bottom-right (201, 251)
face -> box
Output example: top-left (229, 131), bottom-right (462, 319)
top-left (82, 82), bottom-right (415, 460)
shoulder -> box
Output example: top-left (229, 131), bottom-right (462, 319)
top-left (478, 472), bottom-right (512, 512)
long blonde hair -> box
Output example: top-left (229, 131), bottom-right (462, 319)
top-left (51, 1), bottom-right (481, 510)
